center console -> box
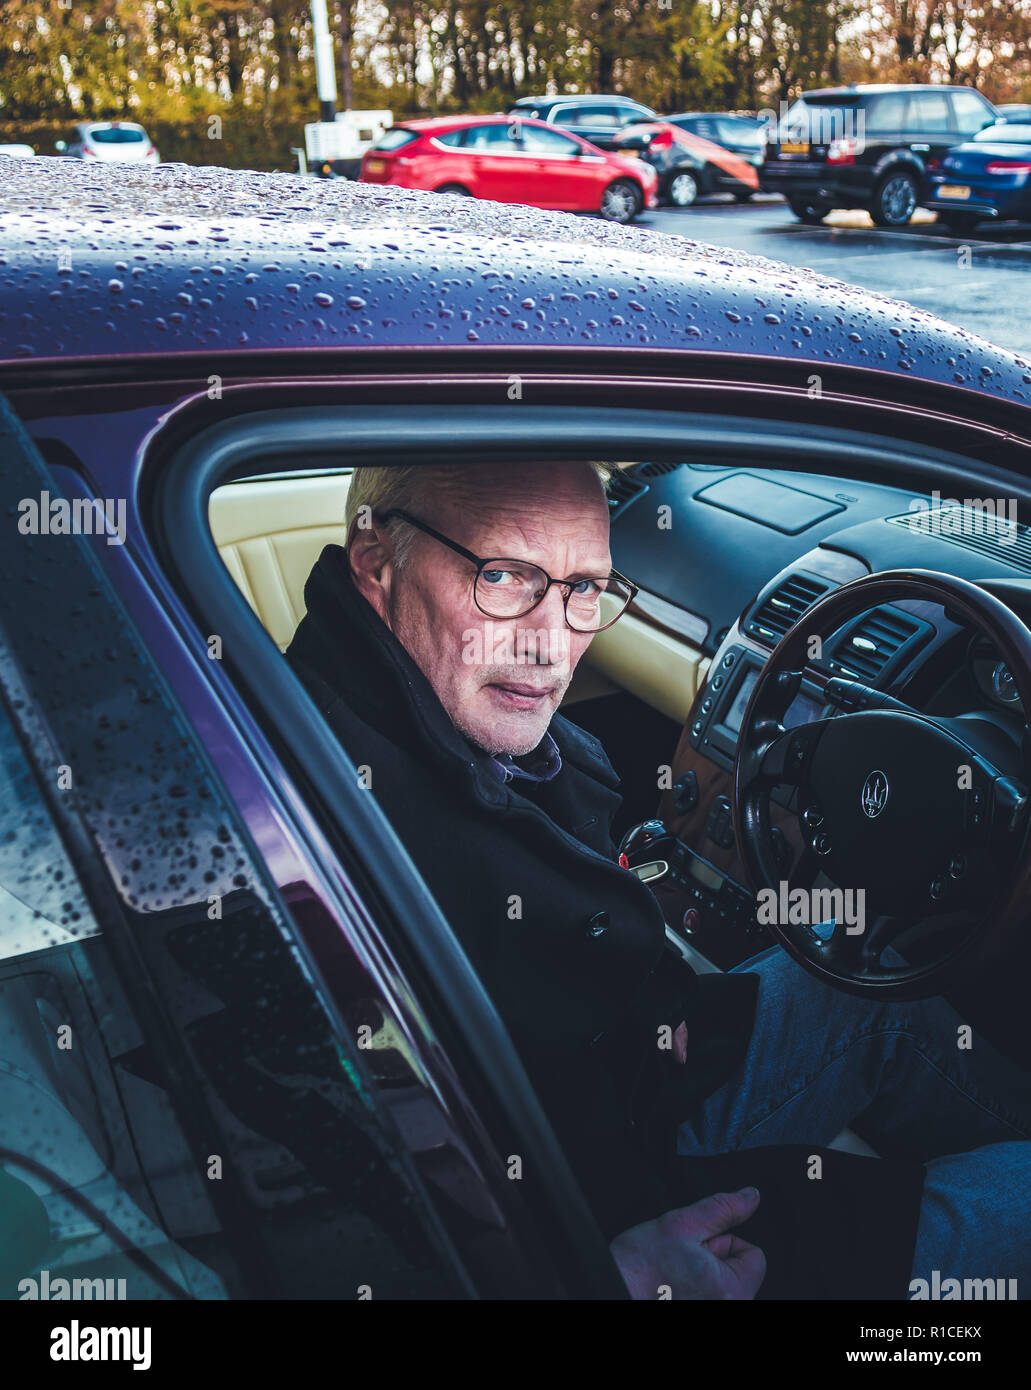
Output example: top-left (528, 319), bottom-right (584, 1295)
top-left (621, 821), bottom-right (767, 970)
top-left (632, 549), bottom-right (871, 971)
top-left (654, 839), bottom-right (767, 970)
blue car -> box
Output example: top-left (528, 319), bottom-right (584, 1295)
top-left (925, 120), bottom-right (1031, 232)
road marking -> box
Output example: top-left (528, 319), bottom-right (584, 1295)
top-left (899, 281), bottom-right (995, 293)
top-left (769, 223), bottom-right (1031, 250)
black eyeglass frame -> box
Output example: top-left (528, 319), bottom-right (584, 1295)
top-left (377, 508), bottom-right (639, 633)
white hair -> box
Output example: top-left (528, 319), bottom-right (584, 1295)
top-left (344, 461), bottom-right (614, 569)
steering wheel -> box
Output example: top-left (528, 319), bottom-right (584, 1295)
top-left (733, 569), bottom-right (1031, 999)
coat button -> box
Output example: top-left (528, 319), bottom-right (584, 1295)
top-left (585, 911), bottom-right (609, 938)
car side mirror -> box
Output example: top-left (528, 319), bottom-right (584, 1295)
top-left (54, 140), bottom-right (67, 154)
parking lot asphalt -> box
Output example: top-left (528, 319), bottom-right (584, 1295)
top-left (639, 195), bottom-right (1031, 359)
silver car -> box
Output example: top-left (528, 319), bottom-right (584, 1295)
top-left (55, 121), bottom-right (160, 165)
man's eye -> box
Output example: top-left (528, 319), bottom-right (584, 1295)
top-left (571, 579), bottom-right (602, 596)
top-left (481, 569), bottom-right (515, 586)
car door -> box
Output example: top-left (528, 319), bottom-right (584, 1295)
top-left (906, 89), bottom-right (958, 168)
top-left (517, 124), bottom-right (604, 210)
top-left (459, 121), bottom-right (528, 200)
top-left (0, 393), bottom-right (481, 1304)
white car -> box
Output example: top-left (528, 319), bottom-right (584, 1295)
top-left (0, 144), bottom-right (35, 158)
top-left (55, 122), bottom-right (160, 165)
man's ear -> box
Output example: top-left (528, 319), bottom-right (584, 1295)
top-left (348, 520), bottom-right (395, 628)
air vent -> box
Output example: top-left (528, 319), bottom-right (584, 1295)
top-left (887, 506), bottom-right (1031, 573)
top-left (607, 469), bottom-right (649, 519)
top-left (637, 460), bottom-right (683, 478)
top-left (744, 573), bottom-right (834, 645)
top-left (827, 606), bottom-right (924, 682)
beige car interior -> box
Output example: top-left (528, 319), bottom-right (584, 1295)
top-left (208, 465), bottom-right (876, 1159)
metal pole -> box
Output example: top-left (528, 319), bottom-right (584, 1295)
top-left (311, 0), bottom-right (338, 124)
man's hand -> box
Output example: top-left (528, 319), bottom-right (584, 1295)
top-left (610, 1188), bottom-right (766, 1300)
top-left (672, 1020), bottom-right (688, 1064)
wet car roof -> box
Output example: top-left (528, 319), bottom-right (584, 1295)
top-left (0, 158), bottom-right (1029, 405)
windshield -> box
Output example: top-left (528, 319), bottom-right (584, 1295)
top-left (371, 128), bottom-right (418, 151)
top-left (88, 126), bottom-right (146, 143)
top-left (716, 116), bottom-right (766, 147)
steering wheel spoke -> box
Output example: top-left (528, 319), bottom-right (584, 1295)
top-left (752, 718), bottom-right (830, 790)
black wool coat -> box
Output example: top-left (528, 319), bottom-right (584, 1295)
top-left (286, 544), bottom-right (926, 1299)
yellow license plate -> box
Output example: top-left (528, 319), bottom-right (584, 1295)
top-left (938, 183), bottom-right (971, 199)
top-left (365, 158), bottom-right (386, 174)
top-left (779, 141), bottom-right (809, 155)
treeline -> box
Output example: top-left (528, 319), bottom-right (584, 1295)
top-left (1, 1), bottom-right (1029, 169)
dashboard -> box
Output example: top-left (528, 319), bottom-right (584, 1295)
top-left (607, 460), bottom-right (1031, 968)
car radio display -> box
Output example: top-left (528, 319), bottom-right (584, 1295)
top-left (724, 668), bottom-right (759, 734)
top-left (721, 666), bottom-right (822, 737)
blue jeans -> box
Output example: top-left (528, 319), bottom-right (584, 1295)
top-left (674, 946), bottom-right (1031, 1296)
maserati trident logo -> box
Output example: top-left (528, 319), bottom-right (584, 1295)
top-left (861, 770), bottom-right (889, 819)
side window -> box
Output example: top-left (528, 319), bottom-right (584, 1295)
top-left (693, 119), bottom-right (718, 141)
top-left (951, 90), bottom-right (994, 137)
top-left (592, 106), bottom-right (628, 127)
top-left (433, 128), bottom-right (467, 148)
top-left (909, 91), bottom-right (952, 134)
top-left (864, 93), bottom-right (907, 134)
top-left (555, 104), bottom-right (622, 128)
top-left (519, 125), bottom-right (582, 157)
top-left (464, 123), bottom-right (521, 151)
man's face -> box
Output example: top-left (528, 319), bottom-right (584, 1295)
top-left (355, 463), bottom-right (611, 756)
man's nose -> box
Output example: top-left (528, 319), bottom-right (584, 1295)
top-left (514, 586), bottom-right (571, 663)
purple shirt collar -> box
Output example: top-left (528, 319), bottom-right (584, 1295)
top-left (486, 731), bottom-right (563, 785)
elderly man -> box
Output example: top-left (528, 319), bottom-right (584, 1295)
top-left (285, 459), bottom-right (1031, 1300)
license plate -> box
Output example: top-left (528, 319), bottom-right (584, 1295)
top-left (779, 141), bottom-right (809, 156)
top-left (938, 183), bottom-right (971, 199)
top-left (365, 158), bottom-right (386, 174)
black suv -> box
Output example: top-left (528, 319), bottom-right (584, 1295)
top-left (507, 94), bottom-right (656, 151)
top-left (763, 83), bottom-right (997, 226)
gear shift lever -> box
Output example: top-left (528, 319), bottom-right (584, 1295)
top-left (618, 819), bottom-right (668, 859)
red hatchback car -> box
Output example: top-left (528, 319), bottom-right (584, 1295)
top-left (360, 114), bottom-right (658, 223)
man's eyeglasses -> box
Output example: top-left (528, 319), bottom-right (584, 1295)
top-left (377, 509), bottom-right (639, 634)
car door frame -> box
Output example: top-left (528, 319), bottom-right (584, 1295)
top-left (140, 370), bottom-right (1031, 1216)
